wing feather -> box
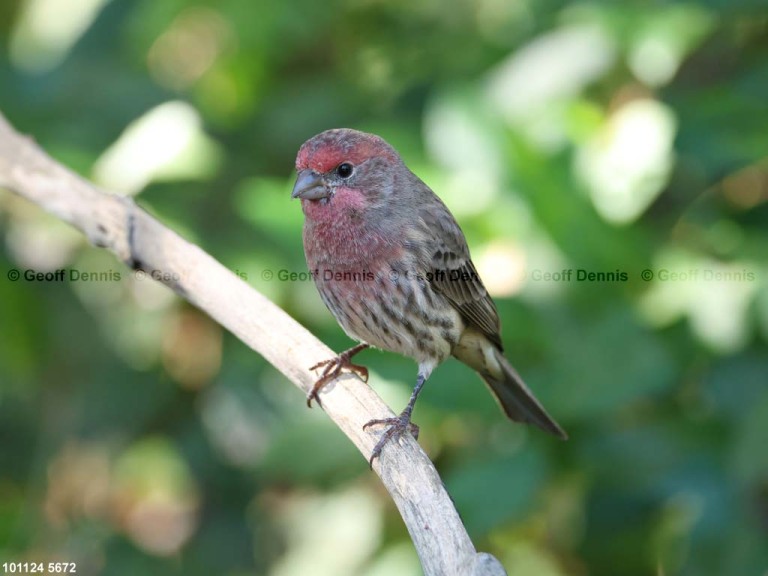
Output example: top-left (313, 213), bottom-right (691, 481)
top-left (405, 188), bottom-right (503, 350)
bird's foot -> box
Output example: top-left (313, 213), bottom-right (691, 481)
top-left (363, 410), bottom-right (420, 468)
top-left (307, 343), bottom-right (369, 407)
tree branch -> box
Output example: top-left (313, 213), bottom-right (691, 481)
top-left (0, 112), bottom-right (507, 576)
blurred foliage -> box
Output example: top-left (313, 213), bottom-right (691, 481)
top-left (1, 0), bottom-right (767, 575)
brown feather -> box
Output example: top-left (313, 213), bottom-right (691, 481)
top-left (406, 184), bottom-right (503, 350)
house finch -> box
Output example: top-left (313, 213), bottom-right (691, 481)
top-left (292, 128), bottom-right (566, 466)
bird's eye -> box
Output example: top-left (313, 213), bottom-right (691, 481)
top-left (336, 162), bottom-right (354, 178)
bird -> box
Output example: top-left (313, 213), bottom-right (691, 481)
top-left (291, 128), bottom-right (566, 466)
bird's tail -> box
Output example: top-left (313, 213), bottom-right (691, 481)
top-left (454, 335), bottom-right (567, 440)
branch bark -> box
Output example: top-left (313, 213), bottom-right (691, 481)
top-left (0, 112), bottom-right (507, 576)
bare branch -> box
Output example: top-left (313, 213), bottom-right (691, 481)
top-left (0, 112), bottom-right (507, 576)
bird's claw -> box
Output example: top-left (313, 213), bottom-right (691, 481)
top-left (306, 347), bottom-right (369, 408)
top-left (363, 412), bottom-right (420, 468)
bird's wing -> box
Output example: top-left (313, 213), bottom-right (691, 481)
top-left (409, 193), bottom-right (503, 350)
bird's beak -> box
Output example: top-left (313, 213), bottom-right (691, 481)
top-left (291, 170), bottom-right (329, 200)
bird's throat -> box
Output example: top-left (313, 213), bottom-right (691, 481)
top-left (302, 188), bottom-right (398, 270)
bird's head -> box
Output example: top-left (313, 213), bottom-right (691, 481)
top-left (292, 129), bottom-right (402, 208)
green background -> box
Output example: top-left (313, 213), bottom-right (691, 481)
top-left (1, 1), bottom-right (767, 574)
